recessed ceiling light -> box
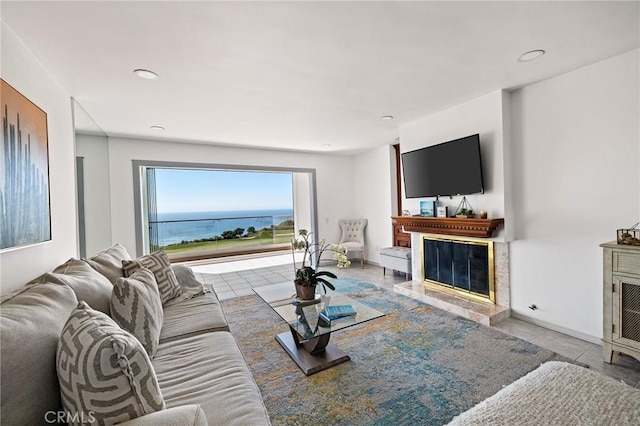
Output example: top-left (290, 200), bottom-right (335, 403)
top-left (517, 50), bottom-right (546, 63)
top-left (150, 126), bottom-right (165, 131)
top-left (380, 115), bottom-right (394, 120)
top-left (134, 69), bottom-right (159, 80)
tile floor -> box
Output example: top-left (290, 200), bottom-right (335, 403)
top-left (187, 253), bottom-right (640, 388)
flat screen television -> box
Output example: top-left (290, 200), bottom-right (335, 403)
top-left (401, 134), bottom-right (484, 198)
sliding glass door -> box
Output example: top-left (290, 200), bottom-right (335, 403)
top-left (143, 167), bottom-right (296, 261)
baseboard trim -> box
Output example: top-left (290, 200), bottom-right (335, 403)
top-left (510, 312), bottom-right (601, 345)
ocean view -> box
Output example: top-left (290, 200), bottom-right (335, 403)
top-left (154, 209), bottom-right (294, 247)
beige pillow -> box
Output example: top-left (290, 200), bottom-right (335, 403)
top-left (39, 258), bottom-right (114, 314)
top-left (1, 282), bottom-right (78, 426)
top-left (84, 243), bottom-right (132, 284)
top-left (123, 250), bottom-right (181, 305)
top-left (57, 301), bottom-right (165, 425)
top-left (110, 267), bottom-right (163, 357)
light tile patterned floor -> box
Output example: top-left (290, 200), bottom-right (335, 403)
top-left (186, 253), bottom-right (640, 388)
top-left (190, 254), bottom-right (296, 300)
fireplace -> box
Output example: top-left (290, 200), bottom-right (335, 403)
top-left (394, 230), bottom-right (509, 326)
top-left (422, 235), bottom-right (495, 303)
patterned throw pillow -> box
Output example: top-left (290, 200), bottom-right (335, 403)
top-left (122, 250), bottom-right (181, 305)
top-left (110, 267), bottom-right (163, 357)
top-left (57, 301), bottom-right (165, 425)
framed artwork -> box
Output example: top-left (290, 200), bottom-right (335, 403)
top-left (1, 79), bottom-right (51, 250)
top-left (420, 200), bottom-right (435, 217)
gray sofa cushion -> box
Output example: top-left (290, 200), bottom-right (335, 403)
top-left (153, 332), bottom-right (271, 426)
top-left (0, 282), bottom-right (78, 426)
top-left (160, 290), bottom-right (229, 342)
top-left (111, 267), bottom-right (164, 357)
top-left (117, 405), bottom-right (207, 426)
top-left (41, 258), bottom-right (113, 314)
top-left (57, 301), bottom-right (166, 425)
top-left (123, 251), bottom-right (181, 305)
top-left (84, 243), bottom-right (132, 284)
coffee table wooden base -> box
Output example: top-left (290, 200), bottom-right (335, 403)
top-left (275, 331), bottom-right (350, 376)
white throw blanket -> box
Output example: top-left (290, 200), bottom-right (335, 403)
top-left (447, 361), bottom-right (640, 425)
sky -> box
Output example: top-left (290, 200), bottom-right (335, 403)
top-left (154, 168), bottom-right (293, 214)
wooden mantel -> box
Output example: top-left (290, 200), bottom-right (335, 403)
top-left (392, 216), bottom-right (504, 239)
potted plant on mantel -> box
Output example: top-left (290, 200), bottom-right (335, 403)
top-left (455, 196), bottom-right (476, 218)
top-left (291, 229), bottom-right (351, 300)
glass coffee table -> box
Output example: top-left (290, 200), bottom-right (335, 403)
top-left (254, 282), bottom-right (384, 376)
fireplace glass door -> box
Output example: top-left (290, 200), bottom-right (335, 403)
top-left (423, 238), bottom-right (492, 300)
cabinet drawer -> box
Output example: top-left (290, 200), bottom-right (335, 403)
top-left (613, 252), bottom-right (640, 276)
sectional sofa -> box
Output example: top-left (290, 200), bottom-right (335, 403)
top-left (0, 244), bottom-right (270, 425)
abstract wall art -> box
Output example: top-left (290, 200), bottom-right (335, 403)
top-left (1, 79), bottom-right (51, 250)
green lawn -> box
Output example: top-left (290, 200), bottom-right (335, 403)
top-left (162, 229), bottom-right (294, 256)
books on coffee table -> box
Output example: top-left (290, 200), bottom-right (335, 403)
top-left (321, 304), bottom-right (357, 321)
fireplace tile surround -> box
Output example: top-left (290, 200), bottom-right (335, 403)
top-left (394, 232), bottom-right (511, 326)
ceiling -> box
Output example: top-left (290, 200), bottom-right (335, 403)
top-left (2, 1), bottom-right (639, 154)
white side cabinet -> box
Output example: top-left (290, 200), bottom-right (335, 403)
top-left (601, 241), bottom-right (640, 363)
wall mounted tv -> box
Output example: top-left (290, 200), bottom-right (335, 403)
top-left (401, 134), bottom-right (484, 198)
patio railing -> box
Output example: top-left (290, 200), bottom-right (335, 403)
top-left (149, 214), bottom-right (294, 259)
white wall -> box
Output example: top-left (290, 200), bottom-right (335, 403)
top-left (0, 23), bottom-right (77, 293)
top-left (106, 137), bottom-right (355, 256)
top-left (352, 144), bottom-right (396, 264)
top-left (75, 133), bottom-right (112, 256)
top-left (509, 49), bottom-right (640, 341)
top-left (292, 172), bottom-right (312, 235)
top-left (399, 90), bottom-right (513, 241)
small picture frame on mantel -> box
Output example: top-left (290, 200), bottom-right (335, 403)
top-left (436, 206), bottom-right (448, 218)
top-left (420, 200), bottom-right (436, 217)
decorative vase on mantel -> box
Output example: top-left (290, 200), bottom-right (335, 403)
top-left (295, 282), bottom-right (317, 301)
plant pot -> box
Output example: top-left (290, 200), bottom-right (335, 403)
top-left (295, 283), bottom-right (317, 300)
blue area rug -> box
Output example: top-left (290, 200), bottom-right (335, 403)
top-left (221, 276), bottom-right (568, 425)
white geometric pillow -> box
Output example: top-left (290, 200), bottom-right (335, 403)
top-left (122, 250), bottom-right (181, 305)
top-left (57, 301), bottom-right (165, 425)
top-left (110, 267), bottom-right (164, 357)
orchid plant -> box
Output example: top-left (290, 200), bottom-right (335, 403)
top-left (291, 229), bottom-right (350, 293)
